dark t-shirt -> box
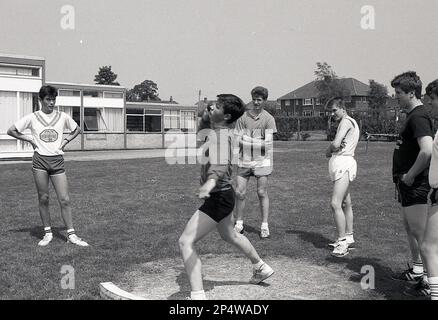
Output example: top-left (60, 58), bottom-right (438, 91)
top-left (392, 105), bottom-right (433, 179)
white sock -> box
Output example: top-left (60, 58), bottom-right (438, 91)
top-left (44, 227), bottom-right (52, 235)
top-left (346, 232), bottom-right (354, 241)
top-left (413, 262), bottom-right (423, 274)
top-left (191, 290), bottom-right (206, 300)
top-left (423, 272), bottom-right (428, 283)
top-left (261, 222), bottom-right (268, 230)
top-left (235, 220), bottom-right (243, 227)
top-left (429, 276), bottom-right (438, 300)
top-left (253, 260), bottom-right (264, 270)
top-left (67, 229), bottom-right (75, 238)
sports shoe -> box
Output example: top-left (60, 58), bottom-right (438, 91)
top-left (249, 263), bottom-right (274, 284)
top-left (331, 240), bottom-right (349, 257)
top-left (390, 264), bottom-right (423, 282)
top-left (328, 238), bottom-right (355, 249)
top-left (67, 234), bottom-right (89, 247)
top-left (234, 223), bottom-right (244, 234)
top-left (38, 233), bottom-right (53, 246)
top-left (260, 228), bottom-right (270, 239)
top-left (403, 279), bottom-right (431, 297)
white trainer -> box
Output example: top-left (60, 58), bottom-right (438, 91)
top-left (249, 263), bottom-right (274, 284)
top-left (234, 223), bottom-right (244, 234)
top-left (38, 233), bottom-right (53, 246)
top-left (331, 240), bottom-right (349, 257)
top-left (67, 234), bottom-right (89, 247)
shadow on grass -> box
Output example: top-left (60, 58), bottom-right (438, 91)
top-left (8, 226), bottom-right (67, 241)
top-left (286, 229), bottom-right (409, 300)
top-left (324, 255), bottom-right (409, 300)
top-left (285, 229), bottom-right (332, 249)
top-left (167, 271), bottom-right (265, 300)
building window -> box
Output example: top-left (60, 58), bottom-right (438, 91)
top-left (83, 90), bottom-right (103, 98)
top-left (315, 98), bottom-right (321, 105)
top-left (285, 100), bottom-right (291, 106)
top-left (344, 97), bottom-right (351, 103)
top-left (127, 108), bottom-right (162, 132)
top-left (58, 89), bottom-right (80, 97)
top-left (304, 98), bottom-right (312, 105)
top-left (319, 111), bottom-right (325, 117)
top-left (296, 99), bottom-right (300, 106)
top-left (361, 97), bottom-right (368, 102)
top-left (0, 65), bottom-right (40, 77)
top-left (84, 108), bottom-right (99, 131)
top-left (303, 110), bottom-right (313, 117)
top-left (145, 109), bottom-right (162, 132)
top-left (164, 110), bottom-right (179, 131)
top-left (180, 111), bottom-right (196, 132)
top-left (103, 91), bottom-right (123, 99)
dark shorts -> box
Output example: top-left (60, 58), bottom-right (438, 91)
top-left (237, 166), bottom-right (272, 178)
top-left (199, 188), bottom-right (235, 223)
top-left (32, 152), bottom-right (65, 176)
top-left (395, 174), bottom-right (430, 207)
top-left (429, 188), bottom-right (438, 207)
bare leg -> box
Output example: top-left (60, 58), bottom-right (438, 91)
top-left (343, 192), bottom-right (354, 234)
top-left (178, 210), bottom-right (217, 292)
top-left (330, 174), bottom-right (350, 239)
top-left (256, 176), bottom-right (269, 224)
top-left (217, 213), bottom-right (261, 264)
top-left (234, 175), bottom-right (249, 222)
top-left (50, 173), bottom-right (73, 230)
top-left (33, 170), bottom-right (51, 228)
top-left (422, 205), bottom-right (438, 276)
top-left (403, 204), bottom-right (428, 265)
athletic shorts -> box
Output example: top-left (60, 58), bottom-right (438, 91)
top-left (199, 188), bottom-right (235, 223)
top-left (395, 174), bottom-right (430, 207)
top-left (32, 152), bottom-right (65, 176)
top-left (428, 188), bottom-right (438, 207)
top-left (328, 156), bottom-right (357, 182)
top-left (237, 166), bottom-right (272, 178)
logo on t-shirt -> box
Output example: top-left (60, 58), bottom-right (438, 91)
top-left (40, 129), bottom-right (58, 143)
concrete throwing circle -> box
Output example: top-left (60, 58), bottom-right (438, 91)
top-left (102, 253), bottom-right (381, 300)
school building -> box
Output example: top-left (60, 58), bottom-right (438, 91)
top-left (0, 53), bottom-right (197, 159)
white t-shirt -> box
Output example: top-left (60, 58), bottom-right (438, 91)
top-left (429, 131), bottom-right (438, 188)
top-left (332, 116), bottom-right (360, 157)
top-left (14, 110), bottom-right (78, 156)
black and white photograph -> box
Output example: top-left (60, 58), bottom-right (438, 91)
top-left (1, 0), bottom-right (438, 311)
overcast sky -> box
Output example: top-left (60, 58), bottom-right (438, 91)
top-left (1, 0), bottom-right (437, 104)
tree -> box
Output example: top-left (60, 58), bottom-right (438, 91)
top-left (126, 80), bottom-right (160, 102)
top-left (368, 80), bottom-right (388, 119)
top-left (314, 62), bottom-right (349, 105)
top-left (94, 66), bottom-right (120, 86)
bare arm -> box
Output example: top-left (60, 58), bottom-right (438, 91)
top-left (60, 126), bottom-right (81, 150)
top-left (7, 125), bottom-right (36, 149)
top-left (326, 120), bottom-right (350, 157)
top-left (402, 136), bottom-right (433, 186)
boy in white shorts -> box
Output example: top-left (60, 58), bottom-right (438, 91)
top-left (7, 85), bottom-right (89, 247)
top-left (325, 97), bottom-right (360, 257)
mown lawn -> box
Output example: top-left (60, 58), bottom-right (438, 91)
top-left (0, 141), bottom-right (414, 299)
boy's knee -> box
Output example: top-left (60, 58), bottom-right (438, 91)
top-left (330, 200), bottom-right (342, 210)
top-left (421, 240), bottom-right (434, 257)
top-left (178, 235), bottom-right (193, 252)
top-left (38, 194), bottom-right (49, 205)
top-left (59, 196), bottom-right (70, 208)
top-left (257, 188), bottom-right (268, 198)
top-left (235, 190), bottom-right (246, 200)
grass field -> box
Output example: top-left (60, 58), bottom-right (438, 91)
top-left (0, 141), bottom-right (417, 300)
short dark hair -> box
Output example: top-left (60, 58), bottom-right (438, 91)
top-left (217, 94), bottom-right (245, 124)
top-left (251, 86), bottom-right (268, 100)
top-left (426, 79), bottom-right (438, 98)
top-left (325, 96), bottom-right (345, 109)
top-left (39, 85), bottom-right (58, 100)
top-left (391, 71), bottom-right (422, 99)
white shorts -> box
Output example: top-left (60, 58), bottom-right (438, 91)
top-left (328, 156), bottom-right (357, 182)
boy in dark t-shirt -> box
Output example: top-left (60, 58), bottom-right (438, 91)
top-left (178, 94), bottom-right (274, 300)
top-left (390, 72), bottom-right (433, 298)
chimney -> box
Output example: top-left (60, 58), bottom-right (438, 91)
top-left (170, 96), bottom-right (173, 102)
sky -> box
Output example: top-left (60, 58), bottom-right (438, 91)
top-left (1, 0), bottom-right (437, 104)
